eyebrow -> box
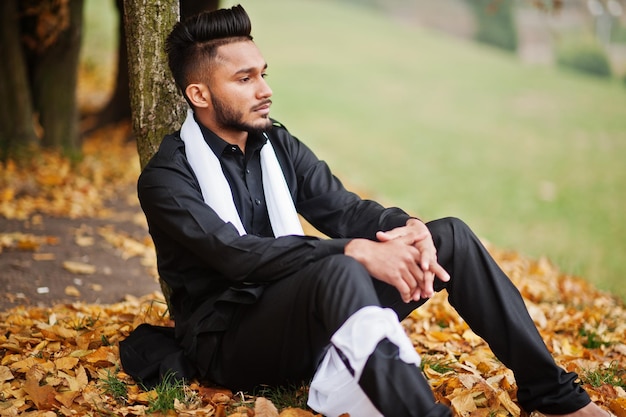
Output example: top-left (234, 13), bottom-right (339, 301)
top-left (234, 63), bottom-right (268, 76)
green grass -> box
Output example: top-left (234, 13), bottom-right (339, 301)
top-left (83, 0), bottom-right (626, 301)
top-left (581, 361), bottom-right (626, 388)
top-left (146, 372), bottom-right (197, 414)
top-left (235, 0), bottom-right (626, 301)
top-left (99, 369), bottom-right (128, 404)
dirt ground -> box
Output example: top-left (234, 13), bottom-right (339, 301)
top-left (0, 184), bottom-right (161, 312)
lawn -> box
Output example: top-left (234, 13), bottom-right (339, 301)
top-left (84, 0), bottom-right (626, 300)
top-left (236, 0), bottom-right (626, 300)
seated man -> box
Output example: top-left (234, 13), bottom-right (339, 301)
top-left (122, 5), bottom-right (607, 417)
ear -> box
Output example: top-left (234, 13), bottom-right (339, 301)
top-left (185, 83), bottom-right (211, 109)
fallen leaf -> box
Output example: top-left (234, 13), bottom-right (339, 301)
top-left (33, 253), bottom-right (56, 261)
top-left (62, 261), bottom-right (96, 275)
top-left (23, 367), bottom-right (59, 410)
top-left (0, 365), bottom-right (14, 382)
top-left (255, 397), bottom-right (279, 417)
top-left (610, 397), bottom-right (626, 417)
top-left (55, 389), bottom-right (80, 408)
top-left (54, 357), bottom-right (79, 371)
top-left (64, 285), bottom-right (81, 297)
top-left (278, 408), bottom-right (317, 417)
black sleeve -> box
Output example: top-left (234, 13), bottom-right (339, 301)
top-left (138, 137), bottom-right (350, 285)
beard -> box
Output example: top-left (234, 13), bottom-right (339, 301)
top-left (211, 94), bottom-right (273, 134)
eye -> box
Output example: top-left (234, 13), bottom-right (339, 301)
top-left (239, 76), bottom-right (251, 83)
top-left (261, 72), bottom-right (268, 79)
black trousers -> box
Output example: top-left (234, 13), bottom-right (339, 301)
top-left (205, 217), bottom-right (590, 416)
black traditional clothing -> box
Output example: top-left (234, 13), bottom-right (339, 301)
top-left (121, 119), bottom-right (590, 417)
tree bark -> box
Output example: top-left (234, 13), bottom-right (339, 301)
top-left (89, 0), bottom-right (218, 135)
top-left (0, 0), bottom-right (38, 158)
top-left (123, 0), bottom-right (187, 311)
top-left (123, 0), bottom-right (186, 169)
top-left (29, 0), bottom-right (84, 154)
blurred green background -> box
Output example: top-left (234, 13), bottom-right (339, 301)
top-left (82, 0), bottom-right (626, 300)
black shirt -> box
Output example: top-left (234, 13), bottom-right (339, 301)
top-left (199, 121), bottom-right (273, 237)
top-left (137, 119), bottom-right (412, 352)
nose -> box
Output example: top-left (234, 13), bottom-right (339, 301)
top-left (258, 77), bottom-right (272, 99)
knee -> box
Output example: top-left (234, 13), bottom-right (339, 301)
top-left (427, 217), bottom-right (473, 244)
top-left (316, 255), bottom-right (371, 285)
top-left (312, 254), bottom-right (378, 301)
top-left (426, 217), bottom-right (481, 270)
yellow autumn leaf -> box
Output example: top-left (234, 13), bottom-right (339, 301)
top-left (65, 285), bottom-right (81, 297)
top-left (449, 391), bottom-right (477, 415)
top-left (54, 356), bottom-right (79, 371)
top-left (39, 324), bottom-right (79, 341)
top-left (497, 390), bottom-right (521, 416)
top-left (62, 261), bottom-right (97, 275)
top-left (84, 346), bottom-right (117, 366)
top-left (278, 408), bottom-right (317, 417)
top-left (55, 390), bottom-right (80, 408)
top-left (0, 365), bottom-right (14, 382)
top-left (255, 397), bottom-right (279, 417)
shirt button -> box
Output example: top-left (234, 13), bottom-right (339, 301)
top-left (246, 169), bottom-right (251, 174)
top-left (254, 199), bottom-right (261, 205)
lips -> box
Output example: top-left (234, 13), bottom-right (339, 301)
top-left (253, 100), bottom-right (272, 115)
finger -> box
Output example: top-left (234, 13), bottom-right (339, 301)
top-left (420, 270), bottom-right (435, 299)
top-left (378, 227), bottom-right (429, 243)
top-left (389, 270), bottom-right (413, 303)
top-left (417, 245), bottom-right (436, 271)
top-left (376, 231), bottom-right (393, 242)
top-left (410, 286), bottom-right (422, 301)
top-left (430, 262), bottom-right (450, 283)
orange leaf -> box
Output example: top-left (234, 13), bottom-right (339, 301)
top-left (0, 365), bottom-right (14, 382)
top-left (84, 346), bottom-right (117, 366)
top-left (54, 356), bottom-right (79, 371)
top-left (255, 397), bottom-right (279, 417)
top-left (610, 398), bottom-right (626, 417)
top-left (24, 367), bottom-right (59, 410)
top-left (278, 408), bottom-right (317, 417)
top-left (55, 390), bottom-right (79, 408)
top-left (62, 261), bottom-right (96, 275)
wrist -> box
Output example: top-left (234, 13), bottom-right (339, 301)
top-left (406, 217), bottom-right (423, 227)
top-left (344, 238), bottom-right (369, 262)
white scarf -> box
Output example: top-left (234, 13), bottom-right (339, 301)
top-left (180, 109), bottom-right (303, 237)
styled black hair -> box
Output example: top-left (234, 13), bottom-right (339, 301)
top-left (166, 4), bottom-right (253, 95)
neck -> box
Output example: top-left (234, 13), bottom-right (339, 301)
top-left (194, 110), bottom-right (248, 151)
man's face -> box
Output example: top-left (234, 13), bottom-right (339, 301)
top-left (206, 40), bottom-right (273, 133)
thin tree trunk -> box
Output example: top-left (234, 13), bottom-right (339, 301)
top-left (123, 0), bottom-right (186, 311)
top-left (89, 0), bottom-right (218, 135)
top-left (123, 0), bottom-right (186, 169)
top-left (30, 0), bottom-right (84, 155)
top-left (0, 0), bottom-right (38, 158)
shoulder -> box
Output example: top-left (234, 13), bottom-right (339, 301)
top-left (139, 132), bottom-right (196, 186)
top-left (154, 132), bottom-right (185, 160)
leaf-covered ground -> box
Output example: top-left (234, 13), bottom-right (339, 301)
top-left (0, 128), bottom-right (625, 416)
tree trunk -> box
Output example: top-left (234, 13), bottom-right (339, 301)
top-left (29, 0), bottom-right (84, 155)
top-left (0, 0), bottom-right (38, 159)
top-left (123, 0), bottom-right (186, 169)
top-left (89, 0), bottom-right (218, 135)
top-left (123, 0), bottom-right (187, 311)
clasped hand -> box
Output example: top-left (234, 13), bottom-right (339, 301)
top-left (345, 218), bottom-right (450, 303)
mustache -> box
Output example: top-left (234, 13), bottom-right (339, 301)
top-left (253, 99), bottom-right (272, 110)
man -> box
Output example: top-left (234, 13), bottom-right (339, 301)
top-left (121, 5), bottom-right (607, 417)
